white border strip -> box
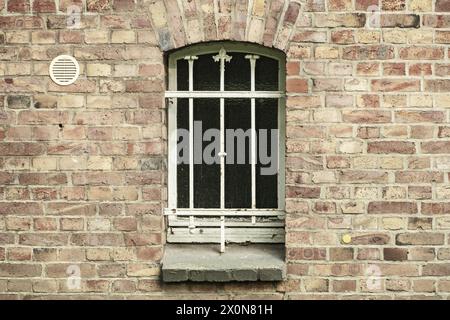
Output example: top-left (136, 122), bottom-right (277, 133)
top-left (165, 91), bottom-right (285, 98)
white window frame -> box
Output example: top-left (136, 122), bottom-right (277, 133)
top-left (165, 42), bottom-right (286, 249)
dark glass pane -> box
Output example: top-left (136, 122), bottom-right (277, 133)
top-left (256, 98), bottom-right (278, 208)
top-left (177, 98), bottom-right (189, 208)
top-left (193, 54), bottom-right (220, 91)
top-left (194, 98), bottom-right (220, 208)
top-left (225, 99), bottom-right (251, 208)
top-left (255, 56), bottom-right (279, 91)
top-left (176, 59), bottom-right (189, 91)
top-left (225, 52), bottom-right (251, 91)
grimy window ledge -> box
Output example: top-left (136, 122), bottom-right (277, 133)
top-left (161, 244), bottom-right (286, 282)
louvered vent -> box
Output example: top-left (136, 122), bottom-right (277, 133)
top-left (49, 55), bottom-right (80, 86)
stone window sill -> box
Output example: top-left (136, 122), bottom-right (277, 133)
top-left (161, 243), bottom-right (285, 282)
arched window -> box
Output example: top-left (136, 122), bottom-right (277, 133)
top-left (165, 42), bottom-right (285, 249)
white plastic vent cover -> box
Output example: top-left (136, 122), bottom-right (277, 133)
top-left (49, 55), bottom-right (80, 86)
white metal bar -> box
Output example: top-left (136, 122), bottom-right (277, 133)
top-left (189, 215), bottom-right (195, 229)
top-left (220, 216), bottom-right (225, 253)
top-left (167, 227), bottom-right (285, 244)
top-left (214, 48), bottom-right (232, 253)
top-left (165, 91), bottom-right (284, 98)
top-left (220, 96), bottom-right (225, 209)
top-left (245, 54), bottom-right (259, 210)
top-left (213, 48), bottom-right (232, 210)
top-left (168, 216), bottom-right (284, 227)
top-left (185, 56), bottom-right (197, 209)
top-left (164, 208), bottom-right (285, 217)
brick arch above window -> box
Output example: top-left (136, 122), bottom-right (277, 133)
top-left (147, 0), bottom-right (302, 52)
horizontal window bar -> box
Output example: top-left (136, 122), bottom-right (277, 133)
top-left (167, 227), bottom-right (285, 243)
top-left (168, 216), bottom-right (284, 227)
top-left (165, 91), bottom-right (285, 98)
top-left (164, 208), bottom-right (285, 217)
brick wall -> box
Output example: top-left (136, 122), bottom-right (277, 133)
top-left (1, 0), bottom-right (450, 299)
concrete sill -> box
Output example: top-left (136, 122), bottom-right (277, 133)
top-left (161, 244), bottom-right (285, 282)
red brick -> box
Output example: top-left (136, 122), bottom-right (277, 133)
top-left (425, 80), bottom-right (450, 92)
top-left (423, 264), bottom-right (450, 276)
top-left (18, 173), bottom-right (67, 185)
top-left (384, 248), bottom-right (408, 261)
top-left (0, 143), bottom-right (45, 155)
top-left (399, 47), bottom-right (444, 60)
top-left (60, 30), bottom-right (83, 44)
top-left (71, 233), bottom-right (123, 246)
top-left (113, 217), bottom-right (137, 231)
top-left (123, 233), bottom-right (161, 246)
top-left (0, 202), bottom-right (43, 215)
top-left (286, 78), bottom-right (309, 93)
top-left (343, 45), bottom-right (394, 60)
top-left (286, 61), bottom-right (300, 76)
top-left (436, 0), bottom-right (450, 11)
top-left (32, 0), bottom-right (56, 12)
top-left (372, 79), bottom-right (420, 92)
top-left (396, 233), bottom-right (445, 246)
top-left (343, 110), bottom-right (391, 123)
top-left (47, 203), bottom-right (96, 216)
top-left (113, 0), bottom-right (135, 11)
top-left (332, 280), bottom-right (356, 292)
top-left (19, 233), bottom-right (68, 246)
top-left (422, 203), bottom-right (450, 215)
top-left (331, 30), bottom-right (354, 44)
top-left (287, 186), bottom-right (321, 198)
top-left (136, 247), bottom-right (162, 261)
top-left (340, 170), bottom-right (388, 183)
top-left (87, 0), bottom-right (110, 11)
top-left (383, 63), bottom-right (405, 76)
top-left (395, 171), bottom-right (443, 183)
top-left (423, 15), bottom-right (450, 28)
top-left (125, 80), bottom-right (164, 93)
top-left (7, 248), bottom-right (32, 261)
top-left (347, 233), bottom-right (390, 245)
top-left (355, 0), bottom-right (378, 9)
top-left (381, 14), bottom-right (420, 27)
top-left (368, 201), bottom-right (418, 214)
top-left (34, 218), bottom-right (58, 231)
top-left (409, 63), bottom-right (432, 76)
top-left (0, 264), bottom-right (41, 277)
top-left (368, 141), bottom-right (415, 154)
top-left (7, 0), bottom-right (30, 12)
top-left (421, 141), bottom-right (450, 154)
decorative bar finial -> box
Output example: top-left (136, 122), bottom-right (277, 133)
top-left (213, 48), bottom-right (232, 63)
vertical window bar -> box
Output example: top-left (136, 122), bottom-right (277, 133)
top-left (245, 54), bottom-right (259, 209)
top-left (184, 56), bottom-right (198, 209)
top-left (213, 48), bottom-right (232, 209)
top-left (214, 49), bottom-right (231, 253)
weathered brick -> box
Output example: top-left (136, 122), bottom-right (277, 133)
top-left (368, 141), bottom-right (415, 154)
top-left (315, 13), bottom-right (366, 27)
top-left (381, 14), bottom-right (420, 27)
top-left (384, 248), bottom-right (408, 261)
top-left (32, 0), bottom-right (56, 12)
top-left (436, 0), bottom-right (450, 11)
top-left (346, 233), bottom-right (390, 245)
top-left (343, 45), bottom-right (394, 60)
top-left (368, 201), bottom-right (418, 214)
top-left (396, 233), bottom-right (445, 245)
top-left (422, 141), bottom-right (450, 154)
top-left (7, 0), bottom-right (30, 12)
top-left (372, 79), bottom-right (420, 92)
top-left (423, 264), bottom-right (450, 276)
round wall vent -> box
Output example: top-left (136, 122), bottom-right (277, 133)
top-left (49, 55), bottom-right (80, 86)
